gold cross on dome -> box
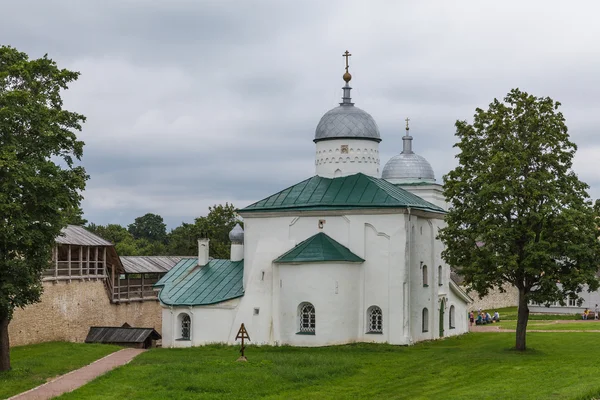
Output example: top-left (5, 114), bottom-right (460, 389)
top-left (342, 50), bottom-right (352, 72)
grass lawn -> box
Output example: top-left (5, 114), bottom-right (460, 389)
top-left (497, 320), bottom-right (600, 331)
top-left (0, 341), bottom-right (120, 399)
top-left (493, 306), bottom-right (579, 321)
top-left (59, 333), bottom-right (600, 400)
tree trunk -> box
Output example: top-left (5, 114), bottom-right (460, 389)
top-left (515, 288), bottom-right (529, 351)
top-left (0, 313), bottom-right (10, 371)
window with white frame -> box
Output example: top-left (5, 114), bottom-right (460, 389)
top-left (180, 313), bottom-right (191, 340)
top-left (422, 308), bottom-right (429, 332)
top-left (367, 306), bottom-right (383, 333)
top-left (438, 265), bottom-right (443, 286)
top-left (299, 302), bottom-right (316, 334)
top-left (423, 265), bottom-right (428, 287)
top-left (568, 297), bottom-right (577, 307)
top-left (449, 305), bottom-right (455, 329)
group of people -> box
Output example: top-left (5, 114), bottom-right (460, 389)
top-left (469, 309), bottom-right (500, 326)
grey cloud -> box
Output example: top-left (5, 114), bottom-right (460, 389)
top-left (3, 0), bottom-right (600, 228)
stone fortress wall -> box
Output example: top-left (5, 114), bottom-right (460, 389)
top-left (464, 284), bottom-right (519, 312)
top-left (9, 280), bottom-right (162, 347)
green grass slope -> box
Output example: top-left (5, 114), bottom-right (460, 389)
top-left (59, 333), bottom-right (600, 400)
top-left (0, 342), bottom-right (120, 399)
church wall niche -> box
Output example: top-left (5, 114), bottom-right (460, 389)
top-left (361, 223), bottom-right (391, 343)
top-left (409, 217), bottom-right (436, 341)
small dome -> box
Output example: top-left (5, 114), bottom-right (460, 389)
top-left (382, 126), bottom-right (435, 184)
top-left (314, 105), bottom-right (381, 143)
top-left (382, 153), bottom-right (435, 183)
top-left (229, 223), bottom-right (244, 243)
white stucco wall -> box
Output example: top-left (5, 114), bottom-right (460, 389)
top-left (277, 263), bottom-right (361, 346)
top-left (396, 183), bottom-right (448, 210)
top-left (315, 139), bottom-right (380, 178)
top-left (160, 206), bottom-right (470, 347)
top-left (161, 298), bottom-right (240, 347)
top-left (447, 285), bottom-right (470, 336)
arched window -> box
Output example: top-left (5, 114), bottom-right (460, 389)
top-left (438, 265), bottom-right (443, 286)
top-left (449, 305), bottom-right (456, 329)
top-left (423, 265), bottom-right (428, 287)
top-left (422, 308), bottom-right (429, 332)
top-left (299, 302), bottom-right (316, 334)
top-left (367, 306), bottom-right (383, 333)
top-left (179, 313), bottom-right (191, 340)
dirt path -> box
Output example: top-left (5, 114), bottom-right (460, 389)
top-left (8, 348), bottom-right (145, 400)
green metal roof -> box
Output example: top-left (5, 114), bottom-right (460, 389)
top-left (273, 232), bottom-right (364, 264)
top-left (155, 258), bottom-right (244, 306)
top-left (239, 173), bottom-right (445, 214)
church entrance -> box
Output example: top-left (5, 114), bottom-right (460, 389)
top-left (439, 299), bottom-right (445, 337)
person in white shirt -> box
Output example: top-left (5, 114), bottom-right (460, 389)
top-left (493, 311), bottom-right (500, 322)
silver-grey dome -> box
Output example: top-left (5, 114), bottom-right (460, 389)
top-left (314, 83), bottom-right (381, 143)
top-left (229, 223), bottom-right (244, 243)
top-left (314, 105), bottom-right (381, 143)
top-left (382, 128), bottom-right (436, 184)
top-left (382, 153), bottom-right (435, 183)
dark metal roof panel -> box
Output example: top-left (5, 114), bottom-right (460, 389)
top-left (55, 225), bottom-right (113, 246)
top-left (156, 258), bottom-right (244, 306)
top-left (240, 173), bottom-right (445, 214)
top-left (85, 327), bottom-right (161, 343)
top-left (119, 256), bottom-right (184, 274)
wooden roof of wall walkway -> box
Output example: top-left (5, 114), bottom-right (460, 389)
top-left (155, 258), bottom-right (244, 306)
top-left (85, 326), bottom-right (161, 344)
top-left (239, 173), bottom-right (445, 214)
top-left (56, 225), bottom-right (113, 246)
top-left (120, 256), bottom-right (185, 274)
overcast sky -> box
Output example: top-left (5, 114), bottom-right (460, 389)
top-left (2, 1), bottom-right (599, 229)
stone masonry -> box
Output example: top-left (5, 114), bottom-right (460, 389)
top-left (465, 284), bottom-right (519, 312)
top-left (9, 280), bottom-right (162, 347)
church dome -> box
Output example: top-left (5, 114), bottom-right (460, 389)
top-left (314, 104), bottom-right (381, 143)
top-left (313, 75), bottom-right (381, 143)
top-left (228, 223), bottom-right (244, 244)
top-left (382, 153), bottom-right (435, 183)
top-left (382, 125), bottom-right (436, 184)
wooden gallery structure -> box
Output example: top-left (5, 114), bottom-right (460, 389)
top-left (46, 225), bottom-right (182, 303)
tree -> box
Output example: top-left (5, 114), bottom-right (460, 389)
top-left (0, 46), bottom-right (87, 370)
top-left (64, 205), bottom-right (87, 225)
top-left (86, 223), bottom-right (131, 245)
top-left (198, 203), bottom-right (241, 259)
top-left (166, 223), bottom-right (197, 256)
top-left (166, 203), bottom-right (241, 258)
top-left (439, 89), bottom-right (600, 351)
top-left (128, 213), bottom-right (167, 243)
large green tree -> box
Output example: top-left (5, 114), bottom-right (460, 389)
top-left (439, 89), bottom-right (600, 351)
top-left (0, 46), bottom-right (87, 370)
top-left (128, 213), bottom-right (167, 243)
top-left (166, 203), bottom-right (241, 258)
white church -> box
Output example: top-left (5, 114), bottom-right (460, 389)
top-left (156, 56), bottom-right (471, 347)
